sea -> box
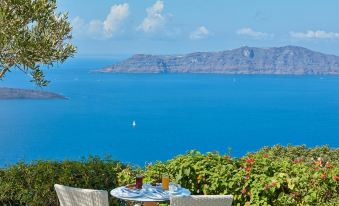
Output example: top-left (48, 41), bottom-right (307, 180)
top-left (0, 57), bottom-right (339, 167)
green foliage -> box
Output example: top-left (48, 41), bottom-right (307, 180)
top-left (140, 145), bottom-right (339, 206)
top-left (0, 156), bottom-right (126, 206)
top-left (0, 145), bottom-right (338, 206)
top-left (0, 0), bottom-right (76, 86)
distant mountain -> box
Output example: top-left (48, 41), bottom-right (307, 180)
top-left (98, 46), bottom-right (339, 74)
top-left (0, 87), bottom-right (66, 99)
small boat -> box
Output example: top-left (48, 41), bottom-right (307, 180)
top-left (132, 121), bottom-right (136, 127)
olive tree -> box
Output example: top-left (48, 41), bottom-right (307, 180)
top-left (0, 0), bottom-right (76, 86)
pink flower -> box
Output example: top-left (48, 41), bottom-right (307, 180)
top-left (332, 176), bottom-right (339, 181)
top-left (264, 184), bottom-right (270, 190)
top-left (246, 158), bottom-right (255, 165)
top-left (271, 181), bottom-right (277, 187)
top-left (242, 188), bottom-right (247, 195)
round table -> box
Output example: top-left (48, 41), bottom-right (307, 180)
top-left (111, 185), bottom-right (189, 206)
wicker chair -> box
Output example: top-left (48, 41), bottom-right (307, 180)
top-left (54, 184), bottom-right (109, 206)
top-left (170, 195), bottom-right (233, 206)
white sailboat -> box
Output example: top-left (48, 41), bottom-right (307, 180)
top-left (132, 120), bottom-right (136, 127)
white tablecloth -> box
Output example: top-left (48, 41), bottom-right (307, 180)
top-left (110, 185), bottom-right (190, 202)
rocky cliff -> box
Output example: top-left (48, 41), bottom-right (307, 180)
top-left (99, 46), bottom-right (339, 74)
top-left (0, 87), bottom-right (66, 99)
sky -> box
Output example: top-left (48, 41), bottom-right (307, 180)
top-left (57, 0), bottom-right (339, 57)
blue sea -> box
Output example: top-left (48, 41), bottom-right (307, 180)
top-left (1, 58), bottom-right (339, 166)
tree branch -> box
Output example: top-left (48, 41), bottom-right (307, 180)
top-left (0, 67), bottom-right (10, 78)
top-left (0, 63), bottom-right (14, 78)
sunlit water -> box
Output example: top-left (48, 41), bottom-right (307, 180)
top-left (1, 58), bottom-right (339, 166)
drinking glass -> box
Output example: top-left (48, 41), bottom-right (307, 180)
top-left (162, 175), bottom-right (169, 190)
top-left (136, 175), bottom-right (143, 189)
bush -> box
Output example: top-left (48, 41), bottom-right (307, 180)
top-left (0, 145), bottom-right (338, 205)
top-left (0, 156), bottom-right (127, 206)
top-left (140, 145), bottom-right (339, 205)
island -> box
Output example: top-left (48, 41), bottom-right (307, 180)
top-left (98, 46), bottom-right (339, 75)
top-left (0, 87), bottom-right (66, 100)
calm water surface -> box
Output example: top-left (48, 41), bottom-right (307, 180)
top-left (0, 58), bottom-right (339, 166)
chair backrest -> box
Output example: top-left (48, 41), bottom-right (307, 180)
top-left (170, 195), bottom-right (233, 206)
top-left (54, 184), bottom-right (109, 206)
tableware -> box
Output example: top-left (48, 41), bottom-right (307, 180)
top-left (169, 191), bottom-right (181, 195)
top-left (126, 184), bottom-right (136, 189)
top-left (111, 187), bottom-right (144, 198)
top-left (168, 182), bottom-right (181, 193)
top-left (162, 175), bottom-right (169, 190)
top-left (136, 175), bottom-right (143, 189)
top-left (155, 183), bottom-right (162, 188)
top-left (142, 182), bottom-right (152, 189)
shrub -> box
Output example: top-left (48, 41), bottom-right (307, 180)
top-left (0, 145), bottom-right (338, 205)
top-left (0, 156), bottom-right (126, 206)
top-left (141, 145), bottom-right (339, 206)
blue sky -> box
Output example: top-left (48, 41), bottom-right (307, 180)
top-left (58, 0), bottom-right (339, 57)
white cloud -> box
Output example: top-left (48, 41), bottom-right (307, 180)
top-left (71, 16), bottom-right (85, 34)
top-left (71, 3), bottom-right (129, 39)
top-left (103, 4), bottom-right (129, 37)
top-left (138, 1), bottom-right (166, 33)
top-left (290, 30), bottom-right (339, 39)
top-left (190, 26), bottom-right (211, 40)
top-left (237, 27), bottom-right (270, 38)
top-left (88, 20), bottom-right (104, 36)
